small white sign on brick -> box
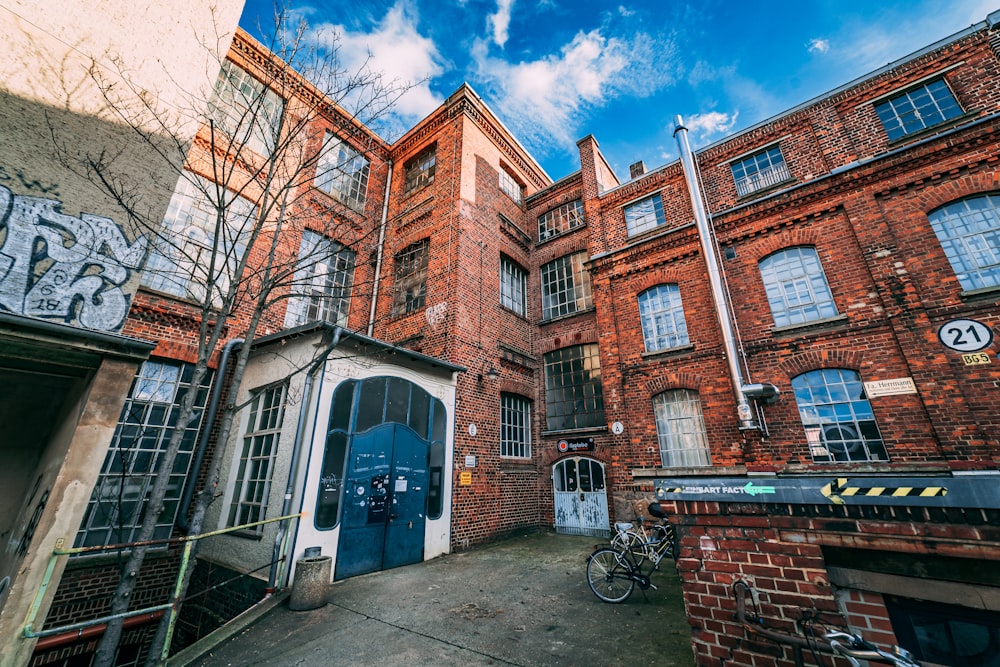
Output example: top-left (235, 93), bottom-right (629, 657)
top-left (863, 377), bottom-right (917, 398)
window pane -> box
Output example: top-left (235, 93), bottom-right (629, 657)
top-left (793, 369), bottom-right (887, 463)
top-left (638, 284), bottom-right (689, 351)
top-left (544, 344), bottom-right (604, 430)
top-left (315, 132), bottom-right (370, 211)
top-left (732, 146), bottom-right (791, 196)
top-left (653, 389), bottom-right (711, 467)
top-left (759, 246), bottom-right (838, 327)
top-left (927, 194), bottom-right (1000, 291)
top-left (75, 360), bottom-right (213, 549)
top-left (500, 256), bottom-right (527, 316)
top-left (404, 145), bottom-right (436, 195)
top-left (538, 200), bottom-right (585, 241)
top-left (541, 252), bottom-right (593, 320)
top-left (624, 193), bottom-right (666, 235)
top-left (228, 383), bottom-right (287, 531)
top-left (875, 79), bottom-right (963, 140)
top-left (393, 239), bottom-right (429, 315)
top-left (500, 393), bottom-right (531, 458)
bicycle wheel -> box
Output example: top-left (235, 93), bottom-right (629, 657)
top-left (610, 530), bottom-right (648, 565)
top-left (587, 548), bottom-right (635, 603)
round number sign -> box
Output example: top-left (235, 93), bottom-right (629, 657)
top-left (938, 318), bottom-right (994, 352)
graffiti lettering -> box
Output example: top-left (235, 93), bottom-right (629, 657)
top-left (15, 488), bottom-right (49, 560)
top-left (425, 301), bottom-right (447, 328)
top-left (0, 184), bottom-right (147, 331)
top-left (0, 165), bottom-right (60, 196)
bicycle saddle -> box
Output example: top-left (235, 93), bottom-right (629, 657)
top-left (647, 502), bottom-right (666, 519)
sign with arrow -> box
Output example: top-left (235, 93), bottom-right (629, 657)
top-left (654, 475), bottom-right (1000, 509)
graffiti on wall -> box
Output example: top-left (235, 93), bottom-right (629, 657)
top-left (0, 183), bottom-right (147, 332)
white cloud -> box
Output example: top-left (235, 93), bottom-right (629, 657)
top-left (472, 28), bottom-right (677, 154)
top-left (487, 0), bottom-right (516, 48)
top-left (683, 110), bottom-right (739, 145)
top-left (307, 1), bottom-right (444, 125)
top-left (808, 38), bottom-right (830, 54)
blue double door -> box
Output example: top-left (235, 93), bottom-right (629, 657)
top-left (335, 423), bottom-right (429, 580)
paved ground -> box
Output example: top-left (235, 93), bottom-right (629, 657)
top-left (175, 532), bottom-right (695, 667)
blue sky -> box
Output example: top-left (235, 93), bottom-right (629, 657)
top-left (240, 0), bottom-right (999, 181)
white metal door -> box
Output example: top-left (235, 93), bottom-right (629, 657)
top-left (552, 457), bottom-right (609, 537)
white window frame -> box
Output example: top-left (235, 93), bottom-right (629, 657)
top-left (315, 132), bottom-right (371, 211)
top-left (207, 60), bottom-right (284, 157)
top-left (624, 193), bottom-right (666, 236)
top-left (538, 200), bottom-right (584, 241)
top-left (500, 256), bottom-right (527, 316)
top-left (500, 393), bottom-right (532, 458)
top-left (284, 230), bottom-right (356, 328)
top-left (874, 78), bottom-right (963, 141)
top-left (142, 173), bottom-right (256, 306)
top-left (759, 246), bottom-right (838, 328)
top-left (638, 284), bottom-right (689, 352)
top-left (653, 389), bottom-right (711, 467)
top-left (540, 251), bottom-right (593, 320)
top-left (731, 146), bottom-right (791, 197)
top-left (927, 194), bottom-right (1000, 291)
top-left (227, 383), bottom-right (287, 531)
top-left (499, 166), bottom-right (523, 205)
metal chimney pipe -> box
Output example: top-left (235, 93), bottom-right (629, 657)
top-left (673, 116), bottom-right (755, 429)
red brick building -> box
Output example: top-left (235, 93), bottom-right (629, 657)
top-left (20, 9), bottom-right (1000, 666)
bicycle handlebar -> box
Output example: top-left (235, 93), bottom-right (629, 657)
top-left (824, 631), bottom-right (920, 667)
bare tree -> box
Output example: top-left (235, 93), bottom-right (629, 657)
top-left (51, 7), bottom-right (411, 665)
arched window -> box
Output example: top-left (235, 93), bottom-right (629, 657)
top-left (792, 369), bottom-right (887, 463)
top-left (652, 389), bottom-right (710, 467)
top-left (759, 247), bottom-right (838, 327)
top-left (638, 285), bottom-right (689, 352)
top-left (927, 194), bottom-right (1000, 291)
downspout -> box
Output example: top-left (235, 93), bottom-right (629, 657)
top-left (178, 337), bottom-right (243, 532)
top-left (673, 117), bottom-right (756, 429)
top-left (368, 161), bottom-right (393, 337)
top-left (266, 325), bottom-right (342, 593)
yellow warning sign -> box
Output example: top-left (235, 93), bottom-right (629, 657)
top-left (459, 471), bottom-right (472, 486)
top-left (962, 352), bottom-right (992, 365)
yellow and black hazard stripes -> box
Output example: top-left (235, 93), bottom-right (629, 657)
top-left (821, 477), bottom-right (948, 505)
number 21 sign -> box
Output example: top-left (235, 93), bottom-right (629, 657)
top-left (938, 318), bottom-right (994, 353)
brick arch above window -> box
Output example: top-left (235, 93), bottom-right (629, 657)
top-left (538, 329), bottom-right (599, 354)
top-left (499, 378), bottom-right (535, 399)
top-left (906, 173), bottom-right (1000, 214)
top-left (754, 231), bottom-right (824, 262)
top-left (536, 240), bottom-right (590, 266)
top-left (634, 267), bottom-right (689, 293)
top-left (646, 371), bottom-right (704, 398)
top-left (778, 349), bottom-right (866, 379)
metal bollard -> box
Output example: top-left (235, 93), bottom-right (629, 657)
top-left (289, 547), bottom-right (331, 611)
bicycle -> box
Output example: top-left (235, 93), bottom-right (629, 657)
top-left (587, 508), bottom-right (676, 603)
top-left (734, 581), bottom-right (922, 666)
top-left (610, 501), bottom-right (675, 565)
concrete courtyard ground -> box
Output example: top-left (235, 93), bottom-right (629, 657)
top-left (173, 531), bottom-right (696, 667)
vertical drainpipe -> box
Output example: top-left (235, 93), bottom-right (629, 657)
top-left (368, 161), bottom-right (393, 337)
top-left (673, 116), bottom-right (755, 429)
top-left (266, 325), bottom-right (342, 593)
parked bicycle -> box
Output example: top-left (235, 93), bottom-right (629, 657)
top-left (734, 581), bottom-right (921, 666)
top-left (610, 501), bottom-right (675, 565)
top-left (587, 503), bottom-right (676, 603)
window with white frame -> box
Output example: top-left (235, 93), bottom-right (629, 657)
top-left (142, 173), bottom-right (256, 306)
top-left (653, 389), bottom-right (711, 467)
top-left (543, 344), bottom-right (604, 431)
top-left (404, 145), bottom-right (436, 195)
top-left (315, 133), bottom-right (370, 211)
top-left (875, 78), bottom-right (963, 141)
top-left (284, 230), bottom-right (356, 328)
top-left (500, 393), bottom-right (531, 458)
top-left (624, 193), bottom-right (666, 236)
top-left (538, 199), bottom-right (584, 241)
top-left (75, 360), bottom-right (212, 548)
top-left (500, 256), bottom-right (527, 316)
top-left (540, 251), bottom-right (593, 320)
top-left (228, 383), bottom-right (287, 530)
top-left (393, 239), bottom-right (429, 315)
top-left (731, 146), bottom-right (791, 197)
top-left (792, 368), bottom-right (887, 463)
top-left (638, 284), bottom-right (689, 352)
top-left (207, 60), bottom-right (284, 157)
top-left (759, 246), bottom-right (838, 327)
top-left (499, 166), bottom-right (523, 205)
top-left (926, 193), bottom-right (1000, 291)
